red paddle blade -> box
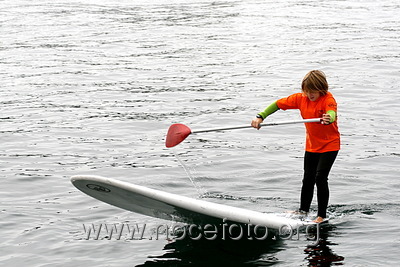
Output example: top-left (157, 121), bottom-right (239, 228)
top-left (165, 123), bottom-right (192, 148)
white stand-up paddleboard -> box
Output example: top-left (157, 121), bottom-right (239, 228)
top-left (71, 175), bottom-right (314, 231)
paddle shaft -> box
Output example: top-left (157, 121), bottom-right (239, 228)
top-left (192, 118), bottom-right (321, 134)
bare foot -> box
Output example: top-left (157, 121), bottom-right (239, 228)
top-left (313, 216), bottom-right (325, 223)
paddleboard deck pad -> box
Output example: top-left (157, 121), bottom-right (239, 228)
top-left (71, 175), bottom-right (317, 231)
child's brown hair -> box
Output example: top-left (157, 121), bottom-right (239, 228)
top-left (301, 70), bottom-right (329, 95)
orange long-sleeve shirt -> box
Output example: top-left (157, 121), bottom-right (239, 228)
top-left (277, 92), bottom-right (340, 153)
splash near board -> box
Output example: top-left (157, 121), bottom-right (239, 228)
top-left (71, 175), bottom-right (318, 232)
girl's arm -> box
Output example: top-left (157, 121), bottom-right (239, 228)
top-left (322, 110), bottom-right (336, 125)
top-left (251, 101), bottom-right (280, 129)
top-left (257, 101), bottom-right (279, 120)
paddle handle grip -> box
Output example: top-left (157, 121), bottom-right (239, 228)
top-left (192, 118), bottom-right (322, 134)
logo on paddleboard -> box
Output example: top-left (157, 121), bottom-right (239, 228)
top-left (86, 184), bottom-right (111, 193)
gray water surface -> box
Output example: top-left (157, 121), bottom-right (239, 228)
top-left (1, 0), bottom-right (400, 266)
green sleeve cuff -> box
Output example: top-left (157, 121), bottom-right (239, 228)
top-left (258, 101), bottom-right (279, 119)
top-left (326, 110), bottom-right (336, 123)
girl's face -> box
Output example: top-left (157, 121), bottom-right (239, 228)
top-left (304, 90), bottom-right (320, 101)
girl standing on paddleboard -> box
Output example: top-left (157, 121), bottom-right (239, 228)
top-left (251, 70), bottom-right (340, 223)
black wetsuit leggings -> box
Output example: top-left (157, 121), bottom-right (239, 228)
top-left (300, 150), bottom-right (338, 218)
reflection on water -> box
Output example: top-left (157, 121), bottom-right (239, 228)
top-left (304, 239), bottom-right (344, 267)
top-left (303, 225), bottom-right (344, 267)
top-left (138, 224), bottom-right (344, 266)
top-left (138, 233), bottom-right (283, 266)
